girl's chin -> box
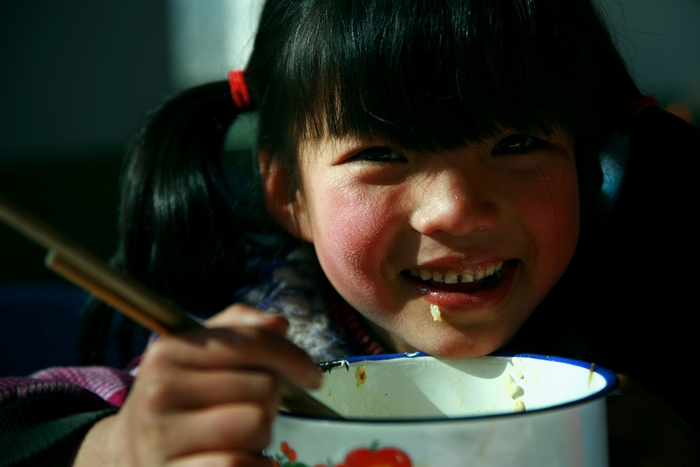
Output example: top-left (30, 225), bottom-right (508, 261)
top-left (411, 342), bottom-right (500, 359)
top-left (396, 325), bottom-right (514, 359)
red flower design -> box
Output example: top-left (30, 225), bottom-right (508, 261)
top-left (279, 441), bottom-right (298, 463)
top-left (335, 446), bottom-right (412, 467)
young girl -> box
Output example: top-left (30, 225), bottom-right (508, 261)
top-left (2, 0), bottom-right (698, 465)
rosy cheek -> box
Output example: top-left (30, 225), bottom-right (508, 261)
top-left (312, 188), bottom-right (392, 300)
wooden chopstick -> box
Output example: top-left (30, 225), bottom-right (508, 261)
top-left (0, 197), bottom-right (341, 419)
top-left (0, 199), bottom-right (194, 332)
top-left (45, 251), bottom-right (182, 336)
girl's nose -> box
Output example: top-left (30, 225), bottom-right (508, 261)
top-left (409, 171), bottom-right (499, 236)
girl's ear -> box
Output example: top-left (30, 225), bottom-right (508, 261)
top-left (259, 152), bottom-right (314, 242)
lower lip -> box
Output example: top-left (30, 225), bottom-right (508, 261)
top-left (404, 262), bottom-right (519, 312)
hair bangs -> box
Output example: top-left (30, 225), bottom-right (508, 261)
top-left (271, 0), bottom-right (621, 154)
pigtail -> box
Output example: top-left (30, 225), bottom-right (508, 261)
top-left (79, 81), bottom-right (263, 365)
top-left (119, 81), bottom-right (249, 306)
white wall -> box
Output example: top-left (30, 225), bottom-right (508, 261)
top-left (169, 0), bottom-right (264, 89)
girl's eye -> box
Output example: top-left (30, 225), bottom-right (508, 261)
top-left (492, 134), bottom-right (541, 155)
top-left (351, 146), bottom-right (406, 163)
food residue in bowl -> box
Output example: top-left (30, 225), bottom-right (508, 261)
top-left (588, 362), bottom-right (595, 389)
top-left (355, 364), bottom-right (367, 387)
top-left (505, 374), bottom-right (526, 412)
top-left (429, 304), bottom-right (442, 322)
top-left (505, 375), bottom-right (525, 399)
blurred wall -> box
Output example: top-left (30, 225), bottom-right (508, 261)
top-left (600, 0), bottom-right (700, 120)
top-left (169, 0), bottom-right (264, 89)
top-left (0, 1), bottom-right (173, 283)
top-left (0, 1), bottom-right (171, 161)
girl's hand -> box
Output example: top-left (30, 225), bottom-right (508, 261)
top-left (73, 304), bottom-right (322, 467)
top-left (607, 374), bottom-right (700, 467)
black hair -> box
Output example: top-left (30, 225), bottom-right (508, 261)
top-left (79, 0), bottom-right (640, 365)
top-left (79, 83), bottom-right (276, 364)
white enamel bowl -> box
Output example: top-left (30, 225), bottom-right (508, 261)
top-left (266, 353), bottom-right (617, 467)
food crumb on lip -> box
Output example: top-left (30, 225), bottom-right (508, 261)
top-left (430, 303), bottom-right (442, 322)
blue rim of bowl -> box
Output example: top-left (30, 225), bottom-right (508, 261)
top-left (281, 352), bottom-right (618, 423)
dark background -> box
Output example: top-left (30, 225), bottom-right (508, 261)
top-left (0, 1), bottom-right (171, 375)
top-left (0, 1), bottom-right (170, 280)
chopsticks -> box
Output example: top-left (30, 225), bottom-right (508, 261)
top-left (0, 197), bottom-right (341, 419)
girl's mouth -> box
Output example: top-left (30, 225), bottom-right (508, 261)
top-left (402, 260), bottom-right (516, 294)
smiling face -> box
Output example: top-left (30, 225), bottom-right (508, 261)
top-left (273, 130), bottom-right (579, 359)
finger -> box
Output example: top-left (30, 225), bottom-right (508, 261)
top-left (169, 451), bottom-right (274, 467)
top-left (145, 327), bottom-right (322, 390)
top-left (207, 303), bottom-right (289, 336)
top-left (159, 404), bottom-right (274, 458)
top-left (137, 368), bottom-right (279, 419)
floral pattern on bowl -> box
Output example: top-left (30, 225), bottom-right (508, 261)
top-left (270, 441), bottom-right (412, 467)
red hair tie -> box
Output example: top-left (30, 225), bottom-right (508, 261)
top-left (228, 70), bottom-right (252, 110)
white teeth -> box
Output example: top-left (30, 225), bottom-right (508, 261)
top-left (461, 272), bottom-right (475, 283)
top-left (410, 261), bottom-right (508, 284)
top-left (444, 272), bottom-right (459, 284)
